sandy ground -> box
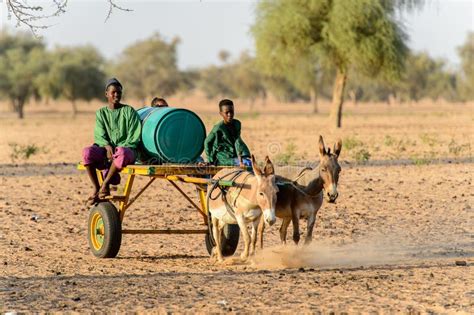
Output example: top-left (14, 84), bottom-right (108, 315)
top-left (0, 99), bottom-right (473, 313)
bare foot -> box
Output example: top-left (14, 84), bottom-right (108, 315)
top-left (85, 191), bottom-right (99, 206)
top-left (98, 186), bottom-right (110, 199)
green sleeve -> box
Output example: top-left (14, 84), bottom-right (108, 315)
top-left (94, 110), bottom-right (109, 147)
top-left (204, 126), bottom-right (217, 164)
top-left (234, 120), bottom-right (250, 157)
top-left (236, 137), bottom-right (250, 157)
top-left (124, 108), bottom-right (141, 149)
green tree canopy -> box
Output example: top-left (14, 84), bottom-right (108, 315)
top-left (198, 64), bottom-right (236, 100)
top-left (398, 52), bottom-right (457, 102)
top-left (253, 0), bottom-right (409, 127)
top-left (346, 52), bottom-right (457, 103)
top-left (229, 52), bottom-right (266, 108)
top-left (0, 30), bottom-right (47, 118)
top-left (38, 46), bottom-right (106, 115)
top-left (114, 33), bottom-right (181, 103)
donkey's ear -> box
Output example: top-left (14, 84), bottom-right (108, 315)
top-left (334, 139), bottom-right (342, 158)
top-left (251, 154), bottom-right (262, 176)
top-left (318, 135), bottom-right (327, 157)
top-left (263, 156), bottom-right (275, 176)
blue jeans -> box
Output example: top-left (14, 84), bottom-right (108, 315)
top-left (232, 157), bottom-right (252, 166)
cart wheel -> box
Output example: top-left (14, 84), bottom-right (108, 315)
top-left (87, 202), bottom-right (122, 258)
top-left (205, 224), bottom-right (240, 257)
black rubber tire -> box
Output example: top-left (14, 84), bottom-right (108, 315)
top-left (87, 202), bottom-right (122, 258)
top-left (205, 223), bottom-right (240, 257)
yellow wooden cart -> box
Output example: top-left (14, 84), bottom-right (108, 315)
top-left (78, 163), bottom-right (243, 258)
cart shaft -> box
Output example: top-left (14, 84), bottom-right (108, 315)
top-left (122, 229), bottom-right (208, 234)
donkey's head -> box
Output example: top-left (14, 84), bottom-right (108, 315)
top-left (251, 155), bottom-right (279, 226)
top-left (318, 135), bottom-right (342, 203)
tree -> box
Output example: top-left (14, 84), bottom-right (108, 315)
top-left (0, 30), bottom-right (47, 118)
top-left (346, 52), bottom-right (457, 103)
top-left (176, 69), bottom-right (200, 98)
top-left (5, 0), bottom-right (130, 35)
top-left (253, 0), bottom-right (410, 127)
top-left (262, 75), bottom-right (306, 103)
top-left (198, 64), bottom-right (236, 100)
top-left (345, 69), bottom-right (394, 103)
top-left (397, 52), bottom-right (457, 102)
top-left (218, 50), bottom-right (230, 64)
top-left (252, 0), bottom-right (325, 112)
top-left (230, 52), bottom-right (266, 109)
top-left (113, 33), bottom-right (181, 102)
top-left (38, 46), bottom-right (106, 116)
top-left (286, 56), bottom-right (321, 112)
top-left (457, 32), bottom-right (474, 101)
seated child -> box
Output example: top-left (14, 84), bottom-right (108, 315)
top-left (82, 78), bottom-right (141, 205)
top-left (151, 97), bottom-right (169, 107)
top-left (204, 99), bottom-right (251, 166)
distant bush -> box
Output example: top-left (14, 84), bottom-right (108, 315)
top-left (419, 133), bottom-right (438, 147)
top-left (410, 155), bottom-right (431, 166)
top-left (383, 135), bottom-right (395, 146)
top-left (343, 136), bottom-right (363, 151)
top-left (9, 143), bottom-right (45, 162)
top-left (353, 148), bottom-right (371, 164)
top-left (448, 139), bottom-right (471, 157)
top-left (275, 142), bottom-right (297, 165)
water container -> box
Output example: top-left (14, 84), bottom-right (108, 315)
top-left (136, 106), bottom-right (206, 163)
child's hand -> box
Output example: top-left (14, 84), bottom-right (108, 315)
top-left (238, 155), bottom-right (244, 167)
top-left (104, 145), bottom-right (114, 161)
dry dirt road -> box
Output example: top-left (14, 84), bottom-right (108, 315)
top-left (0, 101), bottom-right (473, 313)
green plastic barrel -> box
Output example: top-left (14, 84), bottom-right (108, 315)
top-left (137, 107), bottom-right (206, 163)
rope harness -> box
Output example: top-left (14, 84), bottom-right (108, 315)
top-left (206, 169), bottom-right (247, 231)
top-left (292, 166), bottom-right (313, 182)
top-left (276, 166), bottom-right (323, 198)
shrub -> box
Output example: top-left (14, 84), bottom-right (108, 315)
top-left (383, 135), bottom-right (395, 146)
top-left (9, 143), bottom-right (44, 162)
top-left (353, 148), bottom-right (371, 163)
top-left (419, 133), bottom-right (438, 147)
top-left (275, 142), bottom-right (297, 165)
top-left (448, 139), bottom-right (471, 157)
top-left (343, 136), bottom-right (363, 151)
top-left (410, 155), bottom-right (430, 166)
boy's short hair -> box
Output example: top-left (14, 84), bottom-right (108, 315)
top-left (219, 99), bottom-right (234, 111)
top-left (105, 78), bottom-right (123, 91)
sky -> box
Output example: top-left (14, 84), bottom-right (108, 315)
top-left (1, 0), bottom-right (473, 70)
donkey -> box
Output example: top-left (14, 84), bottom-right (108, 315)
top-left (208, 155), bottom-right (278, 262)
top-left (258, 136), bottom-right (342, 248)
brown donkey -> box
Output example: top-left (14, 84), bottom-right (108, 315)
top-left (208, 155), bottom-right (278, 262)
top-left (259, 136), bottom-right (342, 247)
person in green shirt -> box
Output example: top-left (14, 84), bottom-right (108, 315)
top-left (82, 78), bottom-right (141, 205)
top-left (204, 99), bottom-right (251, 166)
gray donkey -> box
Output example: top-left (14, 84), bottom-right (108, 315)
top-left (258, 135), bottom-right (342, 247)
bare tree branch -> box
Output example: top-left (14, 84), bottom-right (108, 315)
top-left (4, 0), bottom-right (133, 35)
top-left (5, 0), bottom-right (68, 35)
top-left (105, 0), bottom-right (132, 22)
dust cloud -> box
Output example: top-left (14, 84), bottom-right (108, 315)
top-left (250, 233), bottom-right (472, 269)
